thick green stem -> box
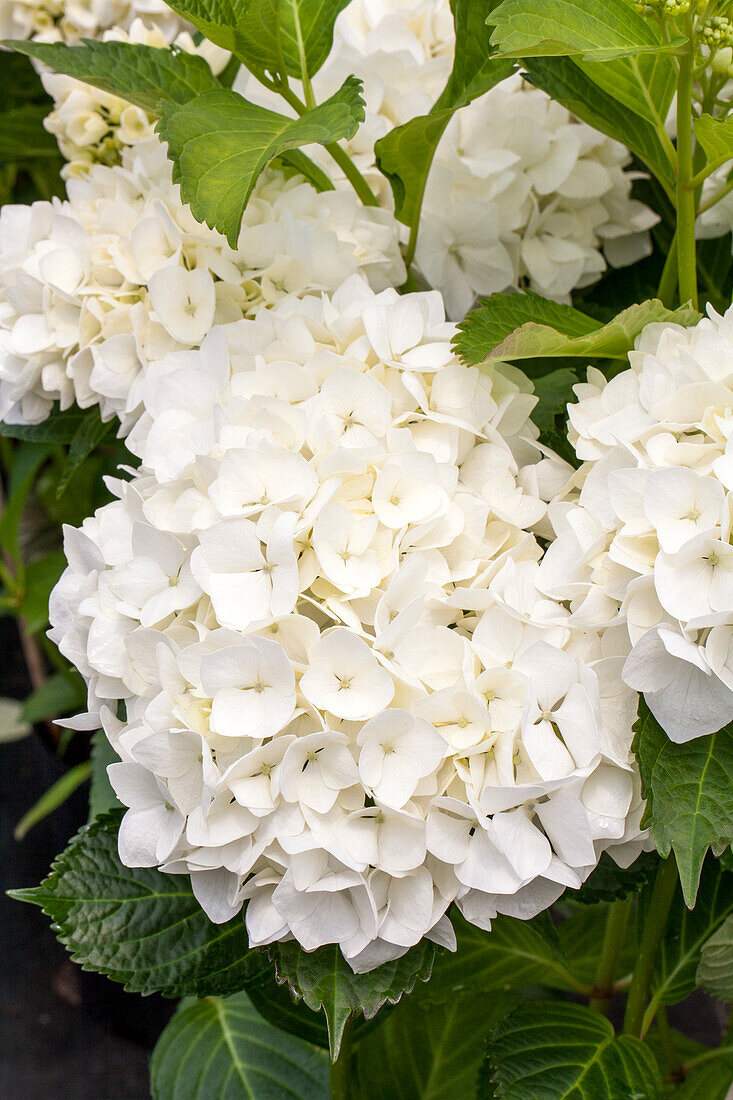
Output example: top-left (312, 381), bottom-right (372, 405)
top-left (657, 233), bottom-right (678, 307)
top-left (676, 26), bottom-right (699, 309)
top-left (590, 901), bottom-right (630, 1016)
top-left (656, 1006), bottom-right (683, 1080)
top-left (330, 1022), bottom-right (353, 1099)
top-left (622, 857), bottom-right (679, 1039)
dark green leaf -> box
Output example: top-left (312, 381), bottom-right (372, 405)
top-left (269, 939), bottom-right (434, 1059)
top-left (19, 550), bottom-right (66, 634)
top-left (634, 700), bottom-right (733, 907)
top-left (0, 442), bottom-right (54, 563)
top-left (489, 0), bottom-right (682, 61)
top-left (150, 991), bottom-right (329, 1100)
top-left (459, 298), bottom-right (700, 366)
top-left (454, 290), bottom-right (599, 366)
top-left (0, 104), bottom-right (59, 160)
top-left (157, 77), bottom-right (364, 245)
top-left (231, 0), bottom-right (352, 79)
top-left (14, 762), bottom-right (91, 841)
top-left (674, 1059), bottom-right (733, 1100)
top-left (575, 850), bottom-right (658, 905)
top-left (152, 0), bottom-right (250, 55)
top-left (6, 40), bottom-right (220, 115)
top-left (531, 369), bottom-right (578, 433)
top-left (21, 672), bottom-right (86, 724)
top-left (9, 811), bottom-right (270, 997)
top-left (88, 729), bottom-right (122, 820)
top-left (484, 1000), bottom-right (662, 1099)
top-left (57, 408), bottom-right (116, 497)
top-left (556, 904), bottom-right (636, 990)
top-left (0, 408), bottom-right (88, 444)
top-left (375, 0), bottom-right (513, 226)
top-left (697, 911), bottom-right (733, 1003)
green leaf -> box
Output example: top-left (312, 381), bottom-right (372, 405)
top-left (6, 40), bottom-right (220, 116)
top-left (646, 862), bottom-right (733, 1026)
top-left (0, 104), bottom-right (59, 160)
top-left (697, 912), bottom-right (733, 1003)
top-left (88, 729), bottom-right (122, 820)
top-left (556, 904), bottom-right (636, 990)
top-left (9, 810), bottom-right (270, 997)
top-left (57, 408), bottom-right (116, 498)
top-left (488, 0), bottom-right (683, 61)
top-left (458, 297), bottom-right (700, 366)
top-left (14, 762), bottom-right (92, 841)
top-left (673, 1059), bottom-right (733, 1100)
top-left (484, 1000), bottom-right (663, 1099)
top-left (0, 441), bottom-right (54, 563)
top-left (633, 700), bottom-right (733, 907)
top-left (157, 77), bottom-right (364, 246)
top-left (230, 0), bottom-right (352, 79)
top-left (575, 850), bottom-right (658, 905)
top-left (354, 988), bottom-right (518, 1100)
top-left (375, 0), bottom-right (513, 226)
top-left (19, 550), bottom-right (67, 634)
top-left (693, 114), bottom-right (733, 174)
top-left (420, 910), bottom-right (586, 1002)
top-left (153, 0), bottom-right (250, 55)
top-left (523, 56), bottom-right (676, 195)
top-left (150, 991), bottom-right (329, 1100)
top-left (528, 369), bottom-right (578, 433)
top-left (0, 408), bottom-right (89, 444)
top-left (21, 672), bottom-right (86, 724)
top-left (269, 939), bottom-right (434, 1059)
top-left (454, 290), bottom-right (599, 366)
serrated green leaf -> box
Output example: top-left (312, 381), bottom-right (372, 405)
top-left (454, 290), bottom-right (599, 366)
top-left (157, 77), bottom-right (364, 246)
top-left (523, 56), bottom-right (675, 195)
top-left (375, 0), bottom-right (513, 226)
top-left (154, 0), bottom-right (249, 55)
top-left (14, 762), bottom-right (92, 841)
top-left (57, 408), bottom-right (116, 497)
top-left (9, 811), bottom-right (270, 997)
top-left (697, 911), bottom-right (733, 1003)
top-left (694, 114), bottom-right (733, 175)
top-left (0, 104), bottom-right (59, 159)
top-left (231, 0), bottom-right (352, 79)
top-left (488, 0), bottom-right (682, 61)
top-left (484, 1000), bottom-right (663, 1099)
top-left (88, 729), bottom-right (122, 821)
top-left (21, 672), bottom-right (86, 724)
top-left (150, 991), bottom-right (329, 1100)
top-left (459, 297), bottom-right (700, 366)
top-left (269, 939), bottom-right (434, 1059)
top-left (6, 40), bottom-right (220, 115)
top-left (633, 700), bottom-right (733, 907)
top-left (645, 862), bottom-right (733, 1027)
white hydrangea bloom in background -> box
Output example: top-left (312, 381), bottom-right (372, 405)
top-left (50, 278), bottom-right (648, 970)
top-left (0, 0), bottom-right (187, 42)
top-left (0, 136), bottom-right (405, 428)
top-left (539, 305), bottom-right (733, 744)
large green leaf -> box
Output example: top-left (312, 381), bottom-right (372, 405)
top-left (483, 1001), bottom-right (662, 1099)
top-left (633, 700), bottom-right (733, 907)
top-left (150, 0), bottom-right (251, 54)
top-left (0, 104), bottom-right (59, 159)
top-left (697, 912), bottom-right (733, 1003)
top-left (375, 0), bottom-right (513, 226)
top-left (0, 408), bottom-right (89, 444)
top-left (693, 114), bottom-right (733, 175)
top-left (574, 851), bottom-right (658, 906)
top-left (231, 0), bottom-right (352, 79)
top-left (269, 940), bottom-right (434, 1059)
top-left (454, 290), bottom-right (598, 366)
top-left (488, 0), bottom-right (682, 61)
top-left (7, 40), bottom-right (220, 116)
top-left (522, 56), bottom-right (675, 195)
top-left (645, 863), bottom-right (733, 1028)
top-left (354, 988), bottom-right (518, 1100)
top-left (457, 297), bottom-right (700, 366)
top-left (21, 671), bottom-right (86, 725)
top-left (9, 811), bottom-right (269, 997)
top-left (150, 991), bottom-right (329, 1100)
top-left (157, 77), bottom-right (364, 246)
top-left (555, 904), bottom-right (636, 990)
top-left (674, 1059), bottom-right (733, 1100)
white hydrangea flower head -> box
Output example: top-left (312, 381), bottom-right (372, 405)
top-left (0, 136), bottom-right (405, 428)
top-left (539, 303), bottom-right (733, 744)
top-left (50, 278), bottom-right (648, 971)
top-left (0, 0), bottom-right (187, 43)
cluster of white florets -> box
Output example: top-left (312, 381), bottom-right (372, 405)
top-left (0, 0), bottom-right (186, 42)
top-left (49, 278), bottom-right (649, 969)
top-left (539, 306), bottom-right (733, 744)
top-left (0, 136), bottom-right (405, 429)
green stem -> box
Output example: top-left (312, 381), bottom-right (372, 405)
top-left (657, 233), bottom-right (679, 306)
top-left (590, 901), bottom-right (630, 1016)
top-left (676, 23), bottom-right (699, 309)
top-left (330, 1021), bottom-right (353, 1099)
top-left (656, 1006), bottom-right (683, 1079)
top-left (622, 857), bottom-right (679, 1039)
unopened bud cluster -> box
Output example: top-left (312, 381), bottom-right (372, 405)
top-left (703, 14), bottom-right (733, 47)
top-left (635, 0), bottom-right (692, 16)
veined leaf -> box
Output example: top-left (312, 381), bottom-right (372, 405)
top-left (157, 77), bottom-right (364, 246)
top-left (457, 296), bottom-right (700, 366)
top-left (673, 1059), bottom-right (733, 1100)
top-left (269, 939), bottom-right (434, 1059)
top-left (9, 811), bottom-right (269, 997)
top-left (697, 911), bottom-right (733, 1003)
top-left (231, 0), bottom-right (352, 79)
top-left (146, 0), bottom-right (251, 55)
top-left (376, 0), bottom-right (513, 226)
top-left (488, 0), bottom-right (683, 61)
top-left (633, 700), bottom-right (733, 907)
top-left (150, 991), bottom-right (329, 1100)
top-left (454, 290), bottom-right (598, 366)
top-left (694, 114), bottom-right (733, 174)
top-left (484, 1000), bottom-right (663, 1099)
top-left (7, 40), bottom-right (220, 116)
